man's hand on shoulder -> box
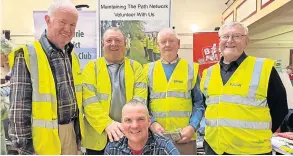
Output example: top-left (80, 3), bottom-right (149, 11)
top-left (105, 121), bottom-right (124, 142)
top-left (150, 122), bottom-right (165, 136)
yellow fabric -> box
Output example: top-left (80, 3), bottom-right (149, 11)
top-left (147, 37), bottom-right (153, 49)
top-left (145, 59), bottom-right (199, 140)
top-left (9, 40), bottom-right (83, 155)
top-left (82, 57), bottom-right (147, 150)
top-left (200, 56), bottom-right (274, 154)
top-left (153, 38), bottom-right (160, 54)
top-left (143, 36), bottom-right (148, 47)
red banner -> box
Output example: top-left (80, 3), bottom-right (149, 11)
top-left (193, 32), bottom-right (221, 77)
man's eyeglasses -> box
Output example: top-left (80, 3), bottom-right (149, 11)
top-left (219, 34), bottom-right (246, 40)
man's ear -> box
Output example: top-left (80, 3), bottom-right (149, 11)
top-left (45, 15), bottom-right (51, 26)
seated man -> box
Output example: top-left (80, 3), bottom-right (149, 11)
top-left (104, 99), bottom-right (180, 155)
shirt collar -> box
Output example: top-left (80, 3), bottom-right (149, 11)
top-left (39, 30), bottom-right (74, 55)
top-left (104, 57), bottom-right (125, 66)
top-left (220, 52), bottom-right (247, 66)
top-left (120, 131), bottom-right (156, 154)
top-left (161, 56), bottom-right (180, 64)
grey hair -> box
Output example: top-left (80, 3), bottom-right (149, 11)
top-left (47, 0), bottom-right (77, 19)
top-left (157, 28), bottom-right (179, 41)
top-left (219, 21), bottom-right (249, 36)
top-left (122, 99), bottom-right (149, 117)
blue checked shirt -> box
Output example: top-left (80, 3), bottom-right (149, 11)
top-left (104, 131), bottom-right (180, 155)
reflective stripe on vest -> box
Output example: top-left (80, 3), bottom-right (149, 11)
top-left (206, 118), bottom-right (271, 130)
top-left (153, 111), bottom-right (192, 118)
top-left (148, 60), bottom-right (194, 98)
top-left (248, 58), bottom-right (265, 98)
top-left (75, 84), bottom-right (82, 92)
top-left (133, 97), bottom-right (147, 105)
top-left (32, 119), bottom-right (58, 129)
top-left (203, 66), bottom-right (214, 97)
top-left (206, 95), bottom-right (267, 107)
top-left (205, 58), bottom-right (266, 103)
top-left (27, 45), bottom-right (56, 104)
top-left (150, 91), bottom-right (191, 99)
top-left (135, 82), bottom-right (147, 88)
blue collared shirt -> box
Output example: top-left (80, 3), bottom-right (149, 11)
top-left (104, 131), bottom-right (180, 155)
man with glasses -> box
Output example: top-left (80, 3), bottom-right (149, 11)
top-left (200, 21), bottom-right (288, 155)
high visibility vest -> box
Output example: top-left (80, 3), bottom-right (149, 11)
top-left (145, 59), bottom-right (199, 140)
top-left (200, 56), bottom-right (274, 154)
top-left (147, 37), bottom-right (153, 49)
top-left (143, 36), bottom-right (147, 47)
top-left (82, 57), bottom-right (147, 150)
top-left (8, 40), bottom-right (83, 155)
top-left (153, 39), bottom-right (160, 54)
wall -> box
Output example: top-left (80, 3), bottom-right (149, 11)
top-left (246, 31), bottom-right (293, 67)
top-left (0, 0), bottom-right (226, 62)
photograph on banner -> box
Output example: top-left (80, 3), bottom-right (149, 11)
top-left (99, 0), bottom-right (171, 65)
top-left (33, 11), bottom-right (97, 69)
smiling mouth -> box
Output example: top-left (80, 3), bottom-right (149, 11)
top-left (225, 46), bottom-right (236, 48)
top-left (130, 131), bottom-right (141, 134)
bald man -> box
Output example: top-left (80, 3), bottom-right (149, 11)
top-left (144, 28), bottom-right (205, 154)
top-left (104, 99), bottom-right (180, 155)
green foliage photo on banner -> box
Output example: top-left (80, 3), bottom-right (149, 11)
top-left (99, 0), bottom-right (171, 65)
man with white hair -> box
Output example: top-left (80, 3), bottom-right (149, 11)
top-left (144, 28), bottom-right (205, 154)
top-left (8, 0), bottom-right (83, 154)
top-left (200, 21), bottom-right (288, 154)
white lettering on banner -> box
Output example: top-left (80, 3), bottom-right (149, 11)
top-left (202, 43), bottom-right (222, 64)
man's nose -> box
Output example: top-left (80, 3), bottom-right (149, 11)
top-left (131, 121), bottom-right (139, 128)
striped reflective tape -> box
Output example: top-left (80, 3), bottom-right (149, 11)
top-left (134, 82), bottom-right (147, 88)
top-left (83, 96), bottom-right (99, 107)
top-left (97, 93), bottom-right (109, 101)
top-left (133, 97), bottom-right (147, 105)
top-left (153, 111), bottom-right (191, 118)
top-left (32, 119), bottom-right (58, 129)
top-left (27, 44), bottom-right (57, 104)
top-left (206, 95), bottom-right (267, 107)
top-left (150, 91), bottom-right (191, 99)
top-left (206, 118), bottom-right (271, 130)
top-left (203, 66), bottom-right (214, 96)
top-left (248, 58), bottom-right (265, 98)
top-left (75, 84), bottom-right (82, 92)
top-left (83, 83), bottom-right (97, 92)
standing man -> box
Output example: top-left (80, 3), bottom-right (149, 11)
top-left (104, 99), bottom-right (180, 155)
top-left (143, 33), bottom-right (148, 59)
top-left (82, 27), bottom-right (147, 155)
top-left (126, 33), bottom-right (131, 56)
top-left (8, 0), bottom-right (83, 155)
top-left (147, 33), bottom-right (154, 62)
top-left (144, 28), bottom-right (205, 155)
top-left (152, 32), bottom-right (160, 61)
top-left (200, 21), bottom-right (288, 155)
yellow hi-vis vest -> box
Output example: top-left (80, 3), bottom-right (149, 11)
top-left (143, 36), bottom-right (148, 47)
top-left (8, 40), bottom-right (83, 155)
top-left (82, 57), bottom-right (147, 150)
top-left (200, 56), bottom-right (274, 154)
top-left (144, 59), bottom-right (199, 140)
top-left (153, 39), bottom-right (160, 54)
top-left (147, 37), bottom-right (154, 49)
